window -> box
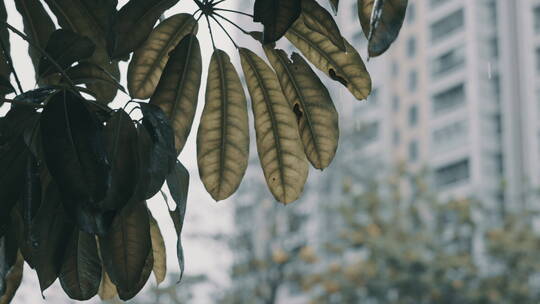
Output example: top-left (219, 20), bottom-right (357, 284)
top-left (432, 120), bottom-right (467, 152)
top-left (431, 46), bottom-right (465, 77)
top-left (393, 129), bottom-right (400, 145)
top-left (409, 140), bottom-right (418, 161)
top-left (407, 37), bottom-right (416, 58)
top-left (409, 105), bottom-right (418, 126)
top-left (535, 6), bottom-right (540, 33)
top-left (433, 83), bottom-right (465, 114)
top-left (408, 70), bottom-right (418, 91)
top-left (430, 9), bottom-right (464, 42)
top-left (430, 0), bottom-right (446, 8)
top-left (407, 2), bottom-right (415, 23)
top-left (537, 48), bottom-right (540, 73)
top-left (393, 96), bottom-right (400, 111)
top-left (358, 121), bottom-right (379, 144)
top-left (435, 159), bottom-right (470, 188)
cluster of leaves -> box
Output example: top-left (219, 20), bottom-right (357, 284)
top-left (0, 0), bottom-right (408, 302)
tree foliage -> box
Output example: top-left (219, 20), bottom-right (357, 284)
top-left (0, 0), bottom-right (408, 301)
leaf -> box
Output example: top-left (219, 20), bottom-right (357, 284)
top-left (100, 109), bottom-right (139, 211)
top-left (0, 252), bottom-right (23, 304)
top-left (264, 48), bottom-right (339, 170)
top-left (301, 0), bottom-right (345, 51)
top-left (43, 0), bottom-right (120, 102)
top-left (148, 213), bottom-right (166, 285)
top-left (65, 62), bottom-right (125, 93)
top-left (197, 49), bottom-right (249, 201)
top-left (86, 62), bottom-right (121, 104)
top-left (30, 177), bottom-right (75, 292)
top-left (14, 0), bottom-right (56, 76)
top-left (149, 34), bottom-right (202, 155)
top-left (40, 90), bottom-right (111, 234)
top-left (99, 203), bottom-right (152, 301)
top-left (166, 161), bottom-right (189, 281)
top-left (128, 13), bottom-right (198, 99)
top-left (0, 75), bottom-right (13, 97)
top-left (139, 103), bottom-right (176, 199)
top-left (108, 0), bottom-right (180, 60)
top-left (239, 48), bottom-right (309, 204)
top-left (358, 0), bottom-right (408, 57)
top-left (0, 0), bottom-right (10, 85)
top-left (59, 230), bottom-right (101, 301)
top-left (286, 15), bottom-right (372, 100)
top-left (0, 221), bottom-right (19, 296)
top-left (254, 0), bottom-right (301, 44)
top-left (97, 268), bottom-right (117, 301)
top-left (38, 29), bottom-right (96, 78)
top-left (329, 0), bottom-right (339, 14)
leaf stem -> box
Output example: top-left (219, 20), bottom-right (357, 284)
top-left (214, 13), bottom-right (251, 35)
top-left (209, 15), bottom-right (238, 49)
top-left (205, 15), bottom-right (217, 50)
top-left (214, 8), bottom-right (253, 18)
top-left (0, 37), bottom-right (23, 94)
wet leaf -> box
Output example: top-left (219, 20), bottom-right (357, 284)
top-left (301, 0), bottom-right (345, 51)
top-left (38, 29), bottom-right (96, 78)
top-left (197, 49), bottom-right (249, 201)
top-left (358, 0), bottom-right (408, 57)
top-left (149, 213), bottom-right (166, 285)
top-left (59, 230), bottom-right (101, 301)
top-left (99, 203), bottom-right (152, 301)
top-left (254, 0), bottom-right (301, 43)
top-left (128, 13), bottom-right (198, 99)
top-left (108, 0), bottom-right (180, 60)
top-left (264, 48), bottom-right (339, 169)
top-left (239, 48), bottom-right (308, 204)
top-left (150, 34), bottom-right (201, 155)
top-left (40, 90), bottom-right (111, 234)
top-left (286, 15), bottom-right (372, 100)
top-left (139, 103), bottom-right (176, 199)
top-left (166, 161), bottom-right (189, 281)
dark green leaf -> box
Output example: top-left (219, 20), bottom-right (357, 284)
top-left (0, 220), bottom-right (19, 296)
top-left (59, 230), bottom-right (101, 301)
top-left (0, 76), bottom-right (13, 96)
top-left (139, 103), bottom-right (176, 199)
top-left (254, 0), bottom-right (301, 43)
top-left (0, 251), bottom-right (23, 304)
top-left (40, 90), bottom-right (111, 234)
top-left (99, 203), bottom-right (152, 301)
top-left (100, 109), bottom-right (138, 211)
top-left (167, 161), bottom-right (189, 281)
top-left (108, 0), bottom-right (180, 60)
top-left (38, 29), bottom-right (96, 78)
top-left (0, 0), bottom-right (11, 87)
top-left (65, 62), bottom-right (125, 93)
top-left (14, 0), bottom-right (56, 76)
top-left (329, 0), bottom-right (339, 14)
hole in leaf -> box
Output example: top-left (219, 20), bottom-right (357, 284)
top-left (293, 103), bottom-right (303, 123)
top-left (329, 69), bottom-right (348, 87)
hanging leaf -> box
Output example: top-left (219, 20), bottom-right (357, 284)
top-left (0, 252), bottom-right (23, 304)
top-left (301, 0), bottom-right (345, 51)
top-left (150, 34), bottom-right (202, 155)
top-left (99, 202), bottom-right (152, 301)
top-left (87, 63), bottom-right (121, 104)
top-left (59, 230), bottom-right (102, 301)
top-left (197, 49), bottom-right (249, 201)
top-left (38, 29), bottom-right (96, 78)
top-left (0, 75), bottom-right (13, 97)
top-left (64, 62), bottom-right (125, 93)
top-left (254, 0), bottom-right (301, 44)
top-left (43, 0), bottom-right (120, 103)
top-left (0, 222), bottom-right (19, 296)
top-left (122, 250), bottom-right (153, 300)
top-left (239, 48), bottom-right (309, 204)
top-left (0, 0), bottom-right (10, 86)
top-left (108, 0), bottom-right (181, 60)
top-left (14, 0), bottom-right (56, 76)
top-left (166, 161), bottom-right (189, 281)
top-left (97, 268), bottom-right (117, 301)
top-left (358, 0), bottom-right (408, 57)
top-left (286, 16), bottom-right (372, 100)
top-left (148, 213), bottom-right (166, 285)
top-left (129, 125), bottom-right (153, 204)
top-left (329, 0), bottom-right (339, 15)
top-left (128, 13), bottom-right (198, 99)
top-left (30, 177), bottom-right (75, 292)
top-left (139, 103), bottom-right (176, 199)
top-left (264, 48), bottom-right (339, 170)
top-left (40, 90), bottom-right (111, 234)
top-left (100, 109), bottom-right (139, 211)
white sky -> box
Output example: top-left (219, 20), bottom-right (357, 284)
top-left (3, 0), bottom-right (249, 303)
